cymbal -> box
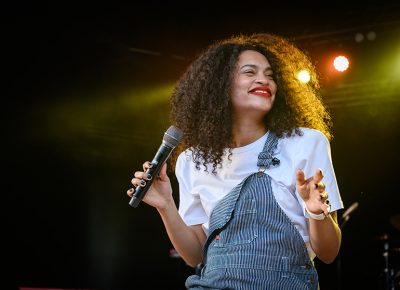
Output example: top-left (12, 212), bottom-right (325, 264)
top-left (390, 213), bottom-right (400, 231)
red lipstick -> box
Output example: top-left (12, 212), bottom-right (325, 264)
top-left (248, 86), bottom-right (272, 97)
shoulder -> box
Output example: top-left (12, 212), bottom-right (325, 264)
top-left (176, 149), bottom-right (192, 167)
top-left (298, 128), bottom-right (329, 142)
top-left (277, 128), bottom-right (330, 154)
top-left (282, 128), bottom-right (328, 143)
top-left (175, 148), bottom-right (196, 176)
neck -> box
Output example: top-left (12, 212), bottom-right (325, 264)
top-left (231, 123), bottom-right (267, 148)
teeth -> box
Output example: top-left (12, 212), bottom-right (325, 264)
top-left (254, 90), bottom-right (268, 93)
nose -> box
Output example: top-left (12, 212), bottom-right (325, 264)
top-left (255, 79), bottom-right (269, 86)
top-left (255, 74), bottom-right (269, 85)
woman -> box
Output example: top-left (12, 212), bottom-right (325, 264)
top-left (127, 33), bottom-right (343, 289)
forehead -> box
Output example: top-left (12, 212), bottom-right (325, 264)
top-left (237, 50), bottom-right (270, 66)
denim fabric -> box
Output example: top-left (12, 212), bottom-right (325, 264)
top-left (186, 133), bottom-right (319, 290)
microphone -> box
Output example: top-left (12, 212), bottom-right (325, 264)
top-left (342, 202), bottom-right (359, 219)
top-left (129, 125), bottom-right (183, 208)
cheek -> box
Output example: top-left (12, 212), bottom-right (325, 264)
top-left (271, 95), bottom-right (277, 106)
top-left (235, 78), bottom-right (250, 90)
top-left (231, 81), bottom-right (248, 98)
top-left (270, 81), bottom-right (278, 94)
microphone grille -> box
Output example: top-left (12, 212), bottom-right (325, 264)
top-left (163, 125), bottom-right (183, 147)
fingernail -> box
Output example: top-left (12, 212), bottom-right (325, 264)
top-left (140, 180), bottom-right (146, 186)
top-left (147, 174), bottom-right (152, 180)
top-left (128, 188), bottom-right (134, 193)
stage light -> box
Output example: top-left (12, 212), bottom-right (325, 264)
top-left (297, 69), bottom-right (311, 84)
top-left (333, 55), bottom-right (350, 72)
top-left (366, 31), bottom-right (376, 41)
top-left (355, 33), bottom-right (364, 43)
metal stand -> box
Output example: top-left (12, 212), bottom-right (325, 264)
top-left (337, 202), bottom-right (360, 290)
top-left (381, 234), bottom-right (396, 290)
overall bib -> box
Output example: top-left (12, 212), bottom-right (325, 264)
top-left (186, 132), bottom-right (319, 290)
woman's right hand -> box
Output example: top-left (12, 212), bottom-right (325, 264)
top-left (127, 161), bottom-right (173, 209)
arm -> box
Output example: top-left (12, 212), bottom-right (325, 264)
top-left (158, 201), bottom-right (207, 267)
top-left (128, 162), bottom-right (206, 267)
top-left (296, 169), bottom-right (341, 264)
top-left (308, 210), bottom-right (341, 264)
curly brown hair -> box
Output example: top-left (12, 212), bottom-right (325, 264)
top-left (169, 33), bottom-right (332, 172)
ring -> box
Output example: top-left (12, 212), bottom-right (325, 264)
top-left (325, 200), bottom-right (331, 214)
top-left (128, 187), bottom-right (136, 196)
top-left (320, 192), bottom-right (329, 200)
top-left (315, 182), bottom-right (325, 190)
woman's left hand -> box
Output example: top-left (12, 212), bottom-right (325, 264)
top-left (296, 168), bottom-right (330, 216)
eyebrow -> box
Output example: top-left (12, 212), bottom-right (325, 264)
top-left (240, 64), bottom-right (273, 72)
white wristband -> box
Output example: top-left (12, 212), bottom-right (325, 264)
top-left (304, 206), bottom-right (327, 220)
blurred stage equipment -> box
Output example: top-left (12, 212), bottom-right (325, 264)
top-left (340, 201), bottom-right (359, 229)
top-left (377, 214), bottom-right (400, 290)
top-left (379, 233), bottom-right (399, 290)
top-left (390, 214), bottom-right (400, 231)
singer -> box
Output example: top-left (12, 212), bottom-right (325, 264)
top-left (127, 33), bottom-right (343, 289)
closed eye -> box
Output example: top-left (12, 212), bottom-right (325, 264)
top-left (265, 74), bottom-right (274, 80)
top-left (243, 70), bottom-right (255, 75)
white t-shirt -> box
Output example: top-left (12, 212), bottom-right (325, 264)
top-left (175, 128), bottom-right (343, 257)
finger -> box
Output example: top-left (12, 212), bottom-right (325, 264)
top-left (134, 171), bottom-right (152, 181)
top-left (296, 169), bottom-right (306, 186)
top-left (312, 168), bottom-right (324, 184)
top-left (142, 161), bottom-right (153, 172)
top-left (127, 188), bottom-right (135, 197)
top-left (314, 181), bottom-right (326, 192)
top-left (318, 191), bottom-right (329, 201)
top-left (321, 200), bottom-right (331, 216)
top-left (131, 177), bottom-right (146, 188)
top-left (158, 163), bottom-right (168, 181)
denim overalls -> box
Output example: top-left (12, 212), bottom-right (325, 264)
top-left (186, 132), bottom-right (319, 290)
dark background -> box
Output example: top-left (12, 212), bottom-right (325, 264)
top-left (4, 1), bottom-right (400, 289)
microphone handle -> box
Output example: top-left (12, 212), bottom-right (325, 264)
top-left (129, 143), bottom-right (173, 208)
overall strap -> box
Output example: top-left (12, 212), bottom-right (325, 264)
top-left (257, 131), bottom-right (281, 171)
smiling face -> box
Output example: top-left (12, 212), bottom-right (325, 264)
top-left (230, 50), bottom-right (277, 121)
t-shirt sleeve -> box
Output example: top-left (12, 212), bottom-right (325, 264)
top-left (294, 129), bottom-right (344, 213)
top-left (175, 151), bottom-right (208, 226)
